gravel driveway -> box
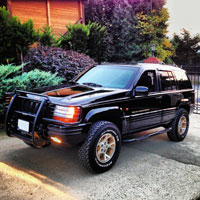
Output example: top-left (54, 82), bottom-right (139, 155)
top-left (0, 114), bottom-right (200, 200)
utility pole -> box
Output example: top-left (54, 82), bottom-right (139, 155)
top-left (151, 44), bottom-right (156, 57)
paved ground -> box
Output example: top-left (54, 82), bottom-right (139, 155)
top-left (0, 114), bottom-right (200, 200)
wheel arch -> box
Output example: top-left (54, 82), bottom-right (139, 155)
top-left (178, 104), bottom-right (190, 114)
top-left (84, 107), bottom-right (124, 133)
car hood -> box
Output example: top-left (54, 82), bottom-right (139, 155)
top-left (43, 85), bottom-right (129, 106)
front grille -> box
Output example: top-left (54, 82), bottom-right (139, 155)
top-left (45, 103), bottom-right (55, 118)
top-left (14, 97), bottom-right (41, 115)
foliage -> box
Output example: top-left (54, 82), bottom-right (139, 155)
top-left (39, 25), bottom-right (57, 46)
top-left (58, 22), bottom-right (106, 61)
top-left (0, 64), bottom-right (63, 117)
top-left (152, 0), bottom-right (166, 11)
top-left (5, 69), bottom-right (63, 91)
top-left (87, 22), bottom-right (106, 62)
top-left (107, 3), bottom-right (142, 62)
top-left (85, 0), bottom-right (170, 62)
top-left (0, 6), bottom-right (38, 64)
top-left (24, 46), bottom-right (96, 81)
top-left (171, 29), bottom-right (200, 65)
top-left (137, 8), bottom-right (174, 62)
top-left (85, 0), bottom-right (146, 62)
top-left (58, 22), bottom-right (90, 54)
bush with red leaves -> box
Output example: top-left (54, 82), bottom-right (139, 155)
top-left (24, 46), bottom-right (96, 81)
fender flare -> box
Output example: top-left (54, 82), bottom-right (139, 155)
top-left (84, 106), bottom-right (122, 122)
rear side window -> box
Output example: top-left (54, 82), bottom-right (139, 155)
top-left (174, 71), bottom-right (192, 89)
top-left (160, 71), bottom-right (176, 91)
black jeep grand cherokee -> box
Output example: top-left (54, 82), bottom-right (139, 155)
top-left (6, 63), bottom-right (194, 173)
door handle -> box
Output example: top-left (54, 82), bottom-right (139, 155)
top-left (155, 96), bottom-right (162, 100)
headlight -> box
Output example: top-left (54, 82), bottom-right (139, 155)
top-left (53, 106), bottom-right (81, 123)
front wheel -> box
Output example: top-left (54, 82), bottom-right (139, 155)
top-left (78, 121), bottom-right (121, 173)
top-left (167, 108), bottom-right (189, 142)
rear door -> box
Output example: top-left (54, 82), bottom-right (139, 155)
top-left (159, 70), bottom-right (180, 124)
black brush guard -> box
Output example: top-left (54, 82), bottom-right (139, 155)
top-left (5, 90), bottom-right (51, 146)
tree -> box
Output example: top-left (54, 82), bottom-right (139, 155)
top-left (0, 7), bottom-right (37, 64)
top-left (38, 25), bottom-right (57, 47)
top-left (85, 0), bottom-right (143, 62)
top-left (107, 3), bottom-right (142, 62)
top-left (137, 8), bottom-right (174, 62)
top-left (171, 29), bottom-right (200, 65)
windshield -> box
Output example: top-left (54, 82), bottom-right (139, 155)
top-left (76, 65), bottom-right (138, 89)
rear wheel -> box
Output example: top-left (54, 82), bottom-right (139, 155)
top-left (167, 108), bottom-right (189, 142)
top-left (78, 121), bottom-right (121, 173)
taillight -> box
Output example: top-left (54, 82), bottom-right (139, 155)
top-left (53, 106), bottom-right (81, 123)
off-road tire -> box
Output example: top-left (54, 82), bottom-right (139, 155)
top-left (78, 121), bottom-right (121, 173)
top-left (167, 108), bottom-right (189, 142)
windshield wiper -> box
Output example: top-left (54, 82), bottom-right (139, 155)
top-left (82, 82), bottom-right (103, 87)
top-left (68, 80), bottom-right (79, 85)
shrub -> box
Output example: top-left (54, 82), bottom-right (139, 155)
top-left (24, 46), bottom-right (96, 81)
top-left (0, 64), bottom-right (63, 118)
top-left (0, 64), bottom-right (22, 79)
top-left (39, 25), bottom-right (57, 47)
top-left (58, 22), bottom-right (90, 54)
top-left (5, 69), bottom-right (63, 92)
top-left (87, 22), bottom-right (106, 62)
top-left (0, 6), bottom-right (38, 64)
top-left (57, 22), bottom-right (106, 61)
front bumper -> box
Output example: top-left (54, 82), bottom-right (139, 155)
top-left (43, 119), bottom-right (91, 145)
top-left (5, 90), bottom-right (91, 146)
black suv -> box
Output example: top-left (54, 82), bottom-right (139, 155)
top-left (5, 63), bottom-right (194, 173)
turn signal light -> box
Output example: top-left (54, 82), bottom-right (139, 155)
top-left (50, 137), bottom-right (62, 144)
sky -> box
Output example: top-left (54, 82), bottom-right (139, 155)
top-left (165, 0), bottom-right (200, 38)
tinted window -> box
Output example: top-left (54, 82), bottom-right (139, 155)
top-left (77, 65), bottom-right (138, 89)
top-left (160, 71), bottom-right (172, 91)
top-left (168, 71), bottom-right (176, 90)
top-left (137, 70), bottom-right (156, 92)
top-left (174, 71), bottom-right (192, 89)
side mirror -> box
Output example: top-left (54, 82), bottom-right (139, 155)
top-left (135, 86), bottom-right (149, 96)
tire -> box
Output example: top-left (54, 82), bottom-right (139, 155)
top-left (167, 108), bottom-right (189, 142)
top-left (78, 121), bottom-right (121, 173)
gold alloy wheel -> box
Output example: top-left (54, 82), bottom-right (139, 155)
top-left (178, 115), bottom-right (187, 135)
top-left (96, 132), bottom-right (116, 164)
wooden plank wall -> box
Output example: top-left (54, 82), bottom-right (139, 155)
top-left (9, 0), bottom-right (83, 35)
top-left (50, 0), bottom-right (80, 35)
top-left (11, 0), bottom-right (47, 29)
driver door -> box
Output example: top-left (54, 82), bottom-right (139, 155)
top-left (126, 70), bottom-right (162, 132)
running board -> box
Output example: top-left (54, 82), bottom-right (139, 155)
top-left (122, 128), bottom-right (172, 143)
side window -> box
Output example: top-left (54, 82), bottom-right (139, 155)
top-left (160, 71), bottom-right (172, 91)
top-left (137, 70), bottom-right (156, 92)
top-left (174, 71), bottom-right (192, 89)
top-left (168, 71), bottom-right (176, 90)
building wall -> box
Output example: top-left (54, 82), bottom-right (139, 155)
top-left (9, 0), bottom-right (84, 35)
top-left (50, 0), bottom-right (81, 35)
top-left (11, 0), bottom-right (47, 28)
